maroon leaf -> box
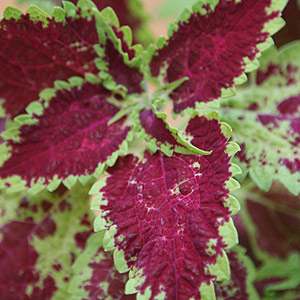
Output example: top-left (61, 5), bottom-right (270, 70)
top-left (96, 115), bottom-right (239, 299)
top-left (0, 14), bottom-right (99, 118)
top-left (0, 7), bottom-right (145, 119)
top-left (150, 0), bottom-right (283, 113)
top-left (138, 108), bottom-right (183, 151)
top-left (0, 82), bottom-right (131, 185)
top-left (104, 39), bottom-right (144, 94)
top-left (112, 26), bottom-right (136, 60)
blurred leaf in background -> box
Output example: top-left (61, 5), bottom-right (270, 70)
top-left (156, 0), bottom-right (196, 18)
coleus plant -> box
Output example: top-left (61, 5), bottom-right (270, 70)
top-left (0, 0), bottom-right (299, 299)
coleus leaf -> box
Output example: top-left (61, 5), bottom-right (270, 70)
top-left (0, 2), bottom-right (144, 118)
top-left (133, 105), bottom-right (212, 156)
top-left (214, 246), bottom-right (259, 300)
top-left (91, 113), bottom-right (241, 299)
top-left (0, 80), bottom-right (132, 192)
top-left (149, 0), bottom-right (287, 114)
top-left (254, 253), bottom-right (300, 299)
top-left (221, 42), bottom-right (300, 194)
top-left (102, 38), bottom-right (144, 95)
top-left (69, 0), bottom-right (154, 45)
top-left (69, 231), bottom-right (136, 300)
top-left (235, 181), bottom-right (300, 262)
top-left (0, 183), bottom-right (133, 299)
top-left (0, 4), bottom-right (99, 118)
top-left (232, 214), bottom-right (300, 299)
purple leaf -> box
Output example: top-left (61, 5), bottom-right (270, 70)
top-left (0, 7), bottom-right (145, 119)
top-left (94, 115), bottom-right (240, 299)
top-left (0, 14), bottom-right (99, 118)
top-left (139, 109), bottom-right (179, 147)
top-left (150, 0), bottom-right (284, 113)
top-left (0, 82), bottom-right (131, 186)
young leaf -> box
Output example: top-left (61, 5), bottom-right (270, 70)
top-left (221, 43), bottom-right (300, 195)
top-left (214, 246), bottom-right (259, 300)
top-left (150, 0), bottom-right (287, 113)
top-left (92, 114), bottom-right (240, 299)
top-left (0, 81), bottom-right (132, 190)
top-left (134, 107), bottom-right (212, 156)
top-left (235, 181), bottom-right (300, 262)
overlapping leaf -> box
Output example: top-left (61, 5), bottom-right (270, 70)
top-left (69, 0), bottom-right (153, 45)
top-left (231, 182), bottom-right (300, 298)
top-left (69, 231), bottom-right (136, 300)
top-left (134, 106), bottom-right (212, 156)
top-left (214, 246), bottom-right (259, 300)
top-left (0, 184), bottom-right (133, 299)
top-left (91, 113), bottom-right (241, 299)
top-left (0, 1), bottom-right (144, 118)
top-left (221, 42), bottom-right (300, 194)
top-left (149, 0), bottom-right (287, 113)
top-left (234, 181), bottom-right (300, 262)
top-left (0, 80), bottom-right (132, 192)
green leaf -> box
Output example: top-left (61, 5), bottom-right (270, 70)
top-left (0, 184), bottom-right (92, 298)
top-left (255, 253), bottom-right (300, 299)
top-left (221, 43), bottom-right (300, 195)
top-left (26, 5), bottom-right (50, 26)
